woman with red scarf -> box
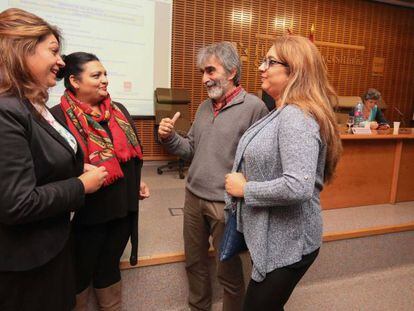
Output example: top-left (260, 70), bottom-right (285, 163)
top-left (52, 52), bottom-right (150, 310)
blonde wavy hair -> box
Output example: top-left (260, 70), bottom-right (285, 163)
top-left (0, 8), bottom-right (61, 104)
top-left (272, 35), bottom-right (342, 183)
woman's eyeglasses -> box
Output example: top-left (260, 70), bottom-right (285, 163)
top-left (260, 58), bottom-right (289, 70)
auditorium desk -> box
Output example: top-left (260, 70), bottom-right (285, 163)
top-left (320, 129), bottom-right (414, 209)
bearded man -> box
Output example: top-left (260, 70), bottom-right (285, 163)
top-left (158, 41), bottom-right (268, 311)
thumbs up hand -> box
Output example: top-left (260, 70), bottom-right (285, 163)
top-left (158, 112), bottom-right (181, 139)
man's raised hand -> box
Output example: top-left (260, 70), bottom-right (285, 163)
top-left (158, 112), bottom-right (181, 139)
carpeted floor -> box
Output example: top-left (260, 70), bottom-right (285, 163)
top-left (121, 161), bottom-right (414, 262)
top-left (83, 161), bottom-right (414, 311)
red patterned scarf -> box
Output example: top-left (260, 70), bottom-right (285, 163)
top-left (60, 90), bottom-right (143, 186)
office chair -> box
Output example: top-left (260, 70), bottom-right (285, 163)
top-left (154, 88), bottom-right (191, 179)
top-left (334, 96), bottom-right (363, 125)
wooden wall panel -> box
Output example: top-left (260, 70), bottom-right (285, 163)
top-left (133, 119), bottom-right (170, 159)
top-left (396, 140), bottom-right (414, 202)
top-left (139, 0), bottom-right (414, 159)
top-left (320, 139), bottom-right (395, 208)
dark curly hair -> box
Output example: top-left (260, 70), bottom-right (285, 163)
top-left (56, 52), bottom-right (100, 93)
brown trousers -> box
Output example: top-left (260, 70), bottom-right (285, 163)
top-left (184, 189), bottom-right (245, 311)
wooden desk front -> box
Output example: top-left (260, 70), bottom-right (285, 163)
top-left (320, 129), bottom-right (414, 209)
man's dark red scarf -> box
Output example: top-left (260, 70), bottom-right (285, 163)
top-left (60, 90), bottom-right (143, 186)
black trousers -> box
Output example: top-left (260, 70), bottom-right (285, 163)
top-left (73, 215), bottom-right (131, 292)
top-left (0, 239), bottom-right (76, 311)
top-left (243, 248), bottom-right (320, 311)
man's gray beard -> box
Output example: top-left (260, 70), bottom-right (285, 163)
top-left (207, 86), bottom-right (225, 100)
top-left (205, 78), bottom-right (230, 100)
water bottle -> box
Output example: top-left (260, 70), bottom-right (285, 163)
top-left (354, 102), bottom-right (364, 127)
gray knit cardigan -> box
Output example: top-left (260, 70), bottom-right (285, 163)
top-left (225, 104), bottom-right (326, 282)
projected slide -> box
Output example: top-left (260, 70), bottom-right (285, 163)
top-left (1, 0), bottom-right (172, 115)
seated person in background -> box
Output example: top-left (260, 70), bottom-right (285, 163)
top-left (354, 88), bottom-right (390, 129)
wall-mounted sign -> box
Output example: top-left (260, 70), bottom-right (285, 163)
top-left (372, 57), bottom-right (385, 76)
top-left (323, 55), bottom-right (363, 65)
top-left (255, 33), bottom-right (365, 67)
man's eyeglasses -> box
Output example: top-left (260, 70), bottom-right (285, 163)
top-left (260, 58), bottom-right (288, 70)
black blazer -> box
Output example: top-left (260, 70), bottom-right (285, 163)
top-left (0, 96), bottom-right (85, 271)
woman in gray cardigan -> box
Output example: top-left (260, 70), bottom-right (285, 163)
top-left (225, 35), bottom-right (342, 310)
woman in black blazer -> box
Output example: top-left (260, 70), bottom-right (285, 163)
top-left (0, 8), bottom-right (107, 311)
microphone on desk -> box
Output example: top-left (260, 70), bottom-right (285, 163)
top-left (393, 106), bottom-right (405, 127)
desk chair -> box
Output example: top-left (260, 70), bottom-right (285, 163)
top-left (154, 88), bottom-right (191, 179)
top-left (335, 96), bottom-right (363, 125)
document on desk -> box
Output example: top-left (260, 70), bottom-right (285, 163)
top-left (352, 128), bottom-right (372, 134)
